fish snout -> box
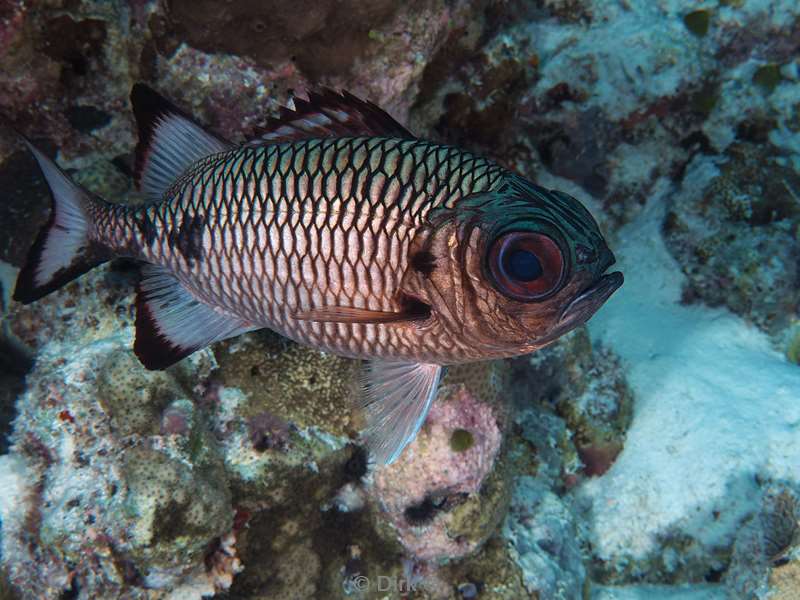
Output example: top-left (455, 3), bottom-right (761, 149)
top-left (557, 270), bottom-right (623, 328)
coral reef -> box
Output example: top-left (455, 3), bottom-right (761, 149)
top-left (2, 0), bottom-right (800, 598)
top-left (724, 482), bottom-right (800, 599)
top-left (413, 0), bottom-right (800, 231)
top-left (0, 150), bottom-right (51, 269)
top-left (0, 334), bottom-right (235, 598)
top-left (0, 262), bottom-right (518, 599)
top-left (436, 534), bottom-right (529, 600)
top-left (500, 338), bottom-right (629, 600)
top-left (370, 362), bottom-right (512, 563)
top-left (580, 179), bottom-right (800, 594)
top-left (514, 328), bottom-right (634, 484)
top-left (663, 143), bottom-right (800, 336)
top-left (504, 477), bottom-right (587, 599)
top-left (158, 0), bottom-right (483, 121)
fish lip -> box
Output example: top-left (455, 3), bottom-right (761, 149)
top-left (557, 271), bottom-right (624, 328)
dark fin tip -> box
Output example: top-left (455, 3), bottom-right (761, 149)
top-left (131, 84), bottom-right (179, 190)
top-left (133, 290), bottom-right (192, 370)
top-left (12, 213), bottom-right (108, 305)
top-left (249, 87), bottom-right (415, 145)
top-left (130, 84), bottom-right (229, 196)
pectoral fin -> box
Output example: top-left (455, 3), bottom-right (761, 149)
top-left (359, 361), bottom-right (443, 465)
top-left (294, 299), bottom-right (431, 324)
top-left (293, 306), bottom-right (412, 324)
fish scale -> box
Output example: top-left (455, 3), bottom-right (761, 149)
top-left (102, 137), bottom-right (504, 361)
top-left (14, 85), bottom-right (621, 463)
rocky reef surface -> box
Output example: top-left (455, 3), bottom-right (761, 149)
top-left (1, 0), bottom-right (799, 599)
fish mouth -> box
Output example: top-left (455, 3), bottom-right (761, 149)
top-left (557, 270), bottom-right (624, 329)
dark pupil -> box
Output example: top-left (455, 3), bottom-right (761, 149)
top-left (505, 249), bottom-right (542, 282)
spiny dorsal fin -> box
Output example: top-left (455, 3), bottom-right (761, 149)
top-left (134, 265), bottom-right (256, 370)
top-left (245, 88), bottom-right (415, 147)
top-left (130, 84), bottom-right (232, 202)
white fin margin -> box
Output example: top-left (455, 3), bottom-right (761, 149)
top-left (24, 141), bottom-right (91, 287)
top-left (135, 265), bottom-right (256, 369)
top-left (360, 361), bottom-right (443, 465)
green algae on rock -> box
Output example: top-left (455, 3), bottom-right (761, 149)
top-left (229, 445), bottom-right (406, 600)
top-left (438, 535), bottom-right (529, 600)
top-left (725, 482), bottom-right (800, 597)
top-left (96, 348), bottom-right (185, 437)
top-left (786, 325), bottom-right (800, 365)
top-left (753, 64), bottom-right (783, 93)
top-left (0, 329), bottom-right (239, 598)
top-left (450, 428), bottom-right (475, 453)
top-left (683, 9), bottom-right (711, 37)
top-left (512, 328), bottom-right (633, 483)
top-left (121, 446), bottom-right (232, 574)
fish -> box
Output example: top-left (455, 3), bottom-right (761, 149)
top-left (10, 84), bottom-right (623, 464)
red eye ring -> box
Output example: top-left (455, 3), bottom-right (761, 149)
top-left (487, 232), bottom-right (565, 301)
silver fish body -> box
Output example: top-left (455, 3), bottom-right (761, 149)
top-left (12, 86), bottom-right (622, 463)
top-left (100, 137), bottom-right (505, 364)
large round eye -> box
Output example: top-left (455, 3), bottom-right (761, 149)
top-left (487, 232), bottom-right (565, 301)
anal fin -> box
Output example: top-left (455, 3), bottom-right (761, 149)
top-left (360, 361), bottom-right (443, 465)
top-left (134, 265), bottom-right (255, 370)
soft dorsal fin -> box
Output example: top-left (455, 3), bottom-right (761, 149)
top-left (134, 265), bottom-right (256, 370)
top-left (130, 84), bottom-right (233, 202)
top-left (245, 88), bottom-right (415, 147)
top-left (359, 361), bottom-right (443, 465)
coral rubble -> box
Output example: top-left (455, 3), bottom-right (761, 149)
top-left (664, 143), bottom-right (800, 336)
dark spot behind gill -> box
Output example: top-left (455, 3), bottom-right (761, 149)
top-left (410, 250), bottom-right (436, 276)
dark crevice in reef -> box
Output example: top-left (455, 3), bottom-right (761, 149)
top-left (404, 491), bottom-right (469, 526)
top-left (228, 445), bottom-right (402, 599)
top-left (0, 148), bottom-right (54, 268)
top-left (38, 15), bottom-right (108, 86)
top-left (0, 336), bottom-right (31, 454)
top-left (64, 105), bottom-right (112, 134)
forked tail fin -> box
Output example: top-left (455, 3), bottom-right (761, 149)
top-left (13, 139), bottom-right (110, 304)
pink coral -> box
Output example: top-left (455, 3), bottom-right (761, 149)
top-left (371, 382), bottom-right (503, 561)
